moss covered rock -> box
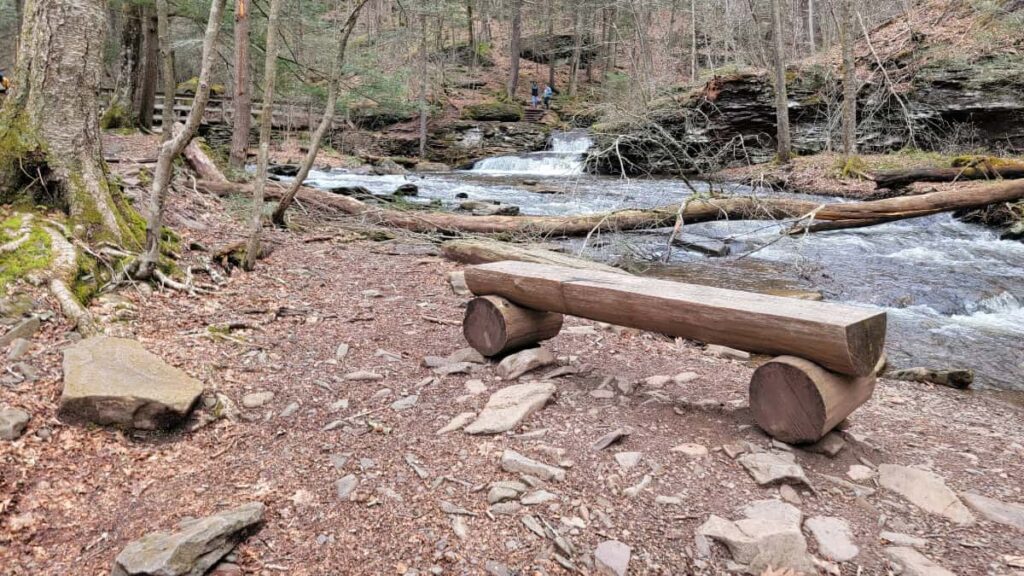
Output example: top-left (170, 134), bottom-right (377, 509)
top-left (462, 102), bottom-right (523, 122)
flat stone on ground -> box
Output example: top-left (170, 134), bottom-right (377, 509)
top-left (878, 464), bottom-right (974, 525)
top-left (335, 475), bottom-right (358, 500)
top-left (500, 449), bottom-right (565, 481)
top-left (436, 412), bottom-right (476, 435)
top-left (614, 451), bottom-right (643, 470)
top-left (885, 546), bottom-right (956, 576)
top-left (698, 500), bottom-right (814, 574)
top-left (591, 428), bottom-right (631, 451)
top-left (60, 337), bottom-right (204, 430)
top-left (464, 382), bottom-right (556, 434)
top-left (961, 492), bottom-right (1024, 531)
top-left (111, 502), bottom-right (264, 576)
top-left (0, 317), bottom-right (40, 349)
top-left (495, 347), bottom-right (556, 380)
top-left (805, 516), bottom-right (859, 561)
top-left (706, 344), bottom-right (751, 361)
top-left (0, 407), bottom-right (30, 441)
top-left (594, 540), bottom-right (631, 576)
top-left (241, 391), bottom-right (274, 409)
top-left (737, 452), bottom-right (809, 487)
top-left (671, 443), bottom-right (708, 458)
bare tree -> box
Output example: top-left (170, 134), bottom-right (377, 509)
top-left (838, 0), bottom-right (857, 157)
top-left (769, 0), bottom-right (792, 163)
top-left (230, 0), bottom-right (253, 169)
top-left (138, 0), bottom-right (228, 276)
top-left (243, 0), bottom-right (283, 271)
top-left (157, 0), bottom-right (177, 143)
top-left (507, 0), bottom-right (522, 100)
top-left (271, 0), bottom-right (369, 226)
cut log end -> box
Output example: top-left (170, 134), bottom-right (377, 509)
top-left (846, 313), bottom-right (888, 377)
top-left (463, 295), bottom-right (563, 357)
top-left (749, 356), bottom-right (877, 444)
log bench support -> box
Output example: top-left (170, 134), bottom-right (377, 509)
top-left (460, 261), bottom-right (888, 443)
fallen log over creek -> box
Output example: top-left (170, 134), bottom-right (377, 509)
top-left (872, 160), bottom-right (1024, 190)
top-left (185, 140), bottom-right (1024, 236)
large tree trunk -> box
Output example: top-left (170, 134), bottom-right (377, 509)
top-left (507, 0), bottom-right (522, 100)
top-left (229, 0), bottom-right (253, 169)
top-left (270, 0), bottom-right (367, 226)
top-left (769, 0), bottom-right (792, 163)
top-left (0, 0), bottom-right (136, 245)
top-left (138, 0), bottom-right (227, 276)
top-left (243, 0), bottom-right (283, 271)
top-left (135, 5), bottom-right (159, 130)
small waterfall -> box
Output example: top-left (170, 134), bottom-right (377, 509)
top-left (471, 130), bottom-right (593, 176)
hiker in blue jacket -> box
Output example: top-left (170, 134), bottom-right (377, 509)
top-left (542, 85), bottom-right (553, 110)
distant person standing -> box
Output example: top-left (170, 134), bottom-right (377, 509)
top-left (542, 84), bottom-right (553, 110)
top-left (530, 81), bottom-right (539, 108)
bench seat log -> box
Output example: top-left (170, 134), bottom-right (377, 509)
top-left (750, 356), bottom-right (878, 444)
top-left (464, 261), bottom-right (886, 376)
top-left (463, 295), bottom-right (564, 357)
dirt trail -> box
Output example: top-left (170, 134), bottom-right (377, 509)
top-left (2, 158), bottom-right (1024, 575)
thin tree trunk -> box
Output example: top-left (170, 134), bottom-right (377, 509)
top-left (104, 0), bottom-right (143, 128)
top-left (419, 12), bottom-right (429, 158)
top-left (139, 0), bottom-right (227, 276)
top-left (839, 0), bottom-right (857, 157)
top-left (243, 0), bottom-right (283, 271)
top-left (507, 0), bottom-right (522, 100)
top-left (807, 0), bottom-right (815, 53)
top-left (690, 0), bottom-right (698, 81)
top-left (546, 1), bottom-right (555, 90)
top-left (157, 0), bottom-right (176, 142)
top-left (230, 0), bottom-right (253, 169)
top-left (770, 0), bottom-right (792, 163)
top-left (135, 6), bottom-right (159, 130)
top-left (13, 0), bottom-right (23, 63)
top-left (467, 1), bottom-right (476, 68)
top-left (569, 9), bottom-right (583, 97)
top-left (0, 0), bottom-right (132, 245)
top-left (270, 0), bottom-right (368, 226)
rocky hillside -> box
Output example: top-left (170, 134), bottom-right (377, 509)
top-left (590, 0), bottom-right (1024, 175)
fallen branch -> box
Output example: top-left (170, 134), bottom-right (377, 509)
top-left (873, 161), bottom-right (1024, 190)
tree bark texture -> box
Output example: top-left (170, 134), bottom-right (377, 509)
top-left (229, 0), bottom-right (253, 169)
top-left (507, 0), bottom-right (522, 100)
top-left (0, 0), bottom-right (135, 245)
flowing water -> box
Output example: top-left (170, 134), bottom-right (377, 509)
top-left (286, 131), bottom-right (1024, 391)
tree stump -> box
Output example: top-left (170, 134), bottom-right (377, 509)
top-left (749, 356), bottom-right (877, 444)
top-left (463, 295), bottom-right (563, 357)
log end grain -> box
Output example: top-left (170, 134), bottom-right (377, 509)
top-left (463, 295), bottom-right (563, 357)
top-left (750, 356), bottom-right (877, 444)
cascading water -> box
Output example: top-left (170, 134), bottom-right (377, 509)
top-left (470, 130), bottom-right (594, 176)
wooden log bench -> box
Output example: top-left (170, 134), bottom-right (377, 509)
top-left (460, 261), bottom-right (887, 444)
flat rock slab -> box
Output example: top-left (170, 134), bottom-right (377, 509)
top-left (0, 317), bottom-right (40, 349)
top-left (878, 464), bottom-right (974, 525)
top-left (961, 492), bottom-right (1024, 531)
top-left (737, 452), bottom-right (810, 487)
top-left (436, 412), bottom-right (476, 435)
top-left (495, 347), bottom-right (557, 380)
top-left (805, 516), bottom-right (859, 562)
top-left (61, 337), bottom-right (204, 430)
top-left (885, 546), bottom-right (956, 576)
top-left (111, 502), bottom-right (265, 576)
top-left (594, 540), bottom-right (632, 576)
top-left (464, 382), bottom-right (556, 434)
top-left (698, 500), bottom-right (814, 574)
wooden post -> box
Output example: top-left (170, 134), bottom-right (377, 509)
top-left (749, 355), bottom-right (877, 444)
top-left (463, 295), bottom-right (563, 357)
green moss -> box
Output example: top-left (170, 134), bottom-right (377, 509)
top-left (462, 102), bottom-right (523, 122)
top-left (834, 156), bottom-right (869, 179)
top-left (71, 251), bottom-right (101, 304)
top-left (100, 103), bottom-right (131, 130)
top-left (0, 215), bottom-right (53, 295)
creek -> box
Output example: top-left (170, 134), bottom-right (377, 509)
top-left (284, 131), bottom-right (1024, 391)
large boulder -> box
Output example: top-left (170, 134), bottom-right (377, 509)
top-left (60, 337), bottom-right (204, 430)
top-left (111, 502), bottom-right (265, 576)
top-left (462, 102), bottom-right (523, 122)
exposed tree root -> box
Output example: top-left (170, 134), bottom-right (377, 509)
top-left (43, 226), bottom-right (99, 336)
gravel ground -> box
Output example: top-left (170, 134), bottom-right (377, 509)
top-left (2, 160), bottom-right (1024, 576)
